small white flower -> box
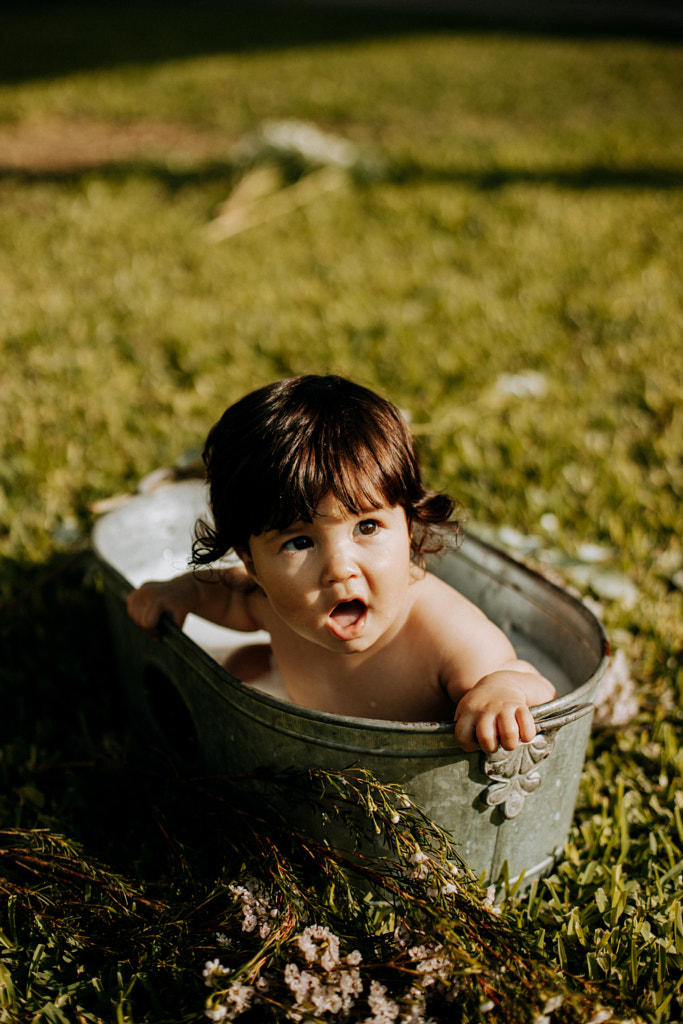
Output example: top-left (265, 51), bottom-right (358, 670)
top-left (428, 879), bottom-right (458, 898)
top-left (543, 995), bottom-right (564, 1014)
top-left (205, 1005), bottom-right (228, 1022)
top-left (340, 966), bottom-right (364, 1009)
top-left (229, 879), bottom-right (276, 939)
top-left (483, 885), bottom-right (497, 907)
top-left (225, 983), bottom-right (255, 1015)
top-left (203, 959), bottom-right (230, 988)
top-left (405, 850), bottom-right (432, 881)
top-left (364, 979), bottom-right (400, 1023)
top-left (587, 1011), bottom-right (614, 1024)
top-left (414, 956), bottom-right (452, 987)
top-left (296, 925), bottom-right (341, 971)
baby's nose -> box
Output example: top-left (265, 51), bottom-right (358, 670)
top-left (322, 545), bottom-right (357, 584)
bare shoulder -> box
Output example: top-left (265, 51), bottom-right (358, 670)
top-left (240, 585), bottom-right (270, 632)
top-left (410, 571), bottom-right (516, 693)
top-left (411, 571), bottom-right (493, 624)
top-left (215, 568), bottom-right (269, 633)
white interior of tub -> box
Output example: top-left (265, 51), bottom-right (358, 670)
top-left (92, 480), bottom-right (573, 704)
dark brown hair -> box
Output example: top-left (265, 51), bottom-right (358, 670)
top-left (192, 375), bottom-right (463, 567)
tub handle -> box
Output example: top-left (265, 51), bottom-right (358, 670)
top-left (534, 701), bottom-right (594, 732)
top-left (481, 701), bottom-right (594, 819)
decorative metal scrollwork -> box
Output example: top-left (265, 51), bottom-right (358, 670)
top-left (481, 731), bottom-right (556, 819)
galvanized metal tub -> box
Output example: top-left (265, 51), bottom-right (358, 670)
top-left (92, 479), bottom-right (609, 884)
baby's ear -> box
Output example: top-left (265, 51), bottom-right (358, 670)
top-left (235, 546), bottom-right (258, 581)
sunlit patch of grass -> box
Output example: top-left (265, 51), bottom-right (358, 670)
top-left (2, 175), bottom-right (680, 571)
top-left (0, 6), bottom-right (681, 1021)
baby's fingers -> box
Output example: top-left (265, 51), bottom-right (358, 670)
top-left (515, 704), bottom-right (537, 745)
top-left (454, 705), bottom-right (538, 754)
top-left (489, 706), bottom-right (538, 752)
top-left (126, 588), bottom-right (163, 636)
top-left (456, 712), bottom-right (493, 753)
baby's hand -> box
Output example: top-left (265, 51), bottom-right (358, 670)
top-left (453, 671), bottom-right (539, 754)
top-left (126, 575), bottom-right (199, 637)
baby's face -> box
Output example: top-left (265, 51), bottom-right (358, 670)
top-left (243, 493), bottom-right (414, 655)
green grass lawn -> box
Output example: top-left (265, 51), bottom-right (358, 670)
top-left (0, 5), bottom-right (682, 1022)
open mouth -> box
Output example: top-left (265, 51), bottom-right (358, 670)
top-left (328, 599), bottom-right (367, 639)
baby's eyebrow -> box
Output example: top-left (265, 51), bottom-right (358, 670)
top-left (275, 521), bottom-right (312, 536)
top-left (355, 503), bottom-right (391, 518)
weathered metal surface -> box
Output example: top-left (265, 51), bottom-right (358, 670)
top-left (92, 479), bottom-right (609, 885)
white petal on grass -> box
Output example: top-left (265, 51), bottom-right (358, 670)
top-left (494, 371), bottom-right (549, 399)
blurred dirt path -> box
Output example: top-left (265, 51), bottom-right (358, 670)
top-left (1, 0), bottom-right (679, 175)
top-left (0, 119), bottom-right (234, 174)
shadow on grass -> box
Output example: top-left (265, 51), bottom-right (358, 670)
top-left (3, 156), bottom-right (683, 193)
top-left (0, 551), bottom-right (257, 1019)
top-left (0, 551), bottom-right (119, 747)
top-left (0, 548), bottom-right (278, 876)
top-left (3, 0), bottom-right (682, 86)
top-left (0, 551), bottom-right (166, 867)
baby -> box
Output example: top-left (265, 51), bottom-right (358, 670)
top-left (127, 375), bottom-right (556, 753)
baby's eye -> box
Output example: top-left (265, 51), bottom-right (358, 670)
top-left (356, 519), bottom-right (380, 537)
top-left (282, 535), bottom-right (313, 552)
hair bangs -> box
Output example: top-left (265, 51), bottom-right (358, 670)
top-left (259, 421), bottom-right (402, 536)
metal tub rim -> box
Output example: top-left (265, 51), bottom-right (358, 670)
top-left (93, 544), bottom-right (609, 747)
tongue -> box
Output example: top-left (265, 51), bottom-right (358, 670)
top-left (331, 600), bottom-right (366, 627)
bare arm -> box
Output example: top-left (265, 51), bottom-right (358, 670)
top-left (424, 575), bottom-right (556, 753)
top-left (126, 565), bottom-right (263, 636)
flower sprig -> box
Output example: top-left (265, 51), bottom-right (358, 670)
top-left (200, 767), bottom-right (634, 1024)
